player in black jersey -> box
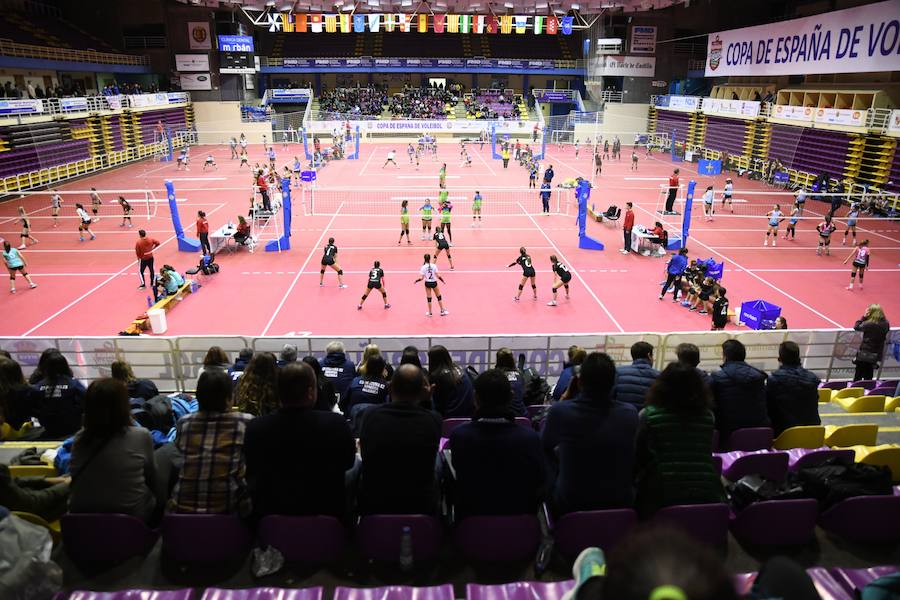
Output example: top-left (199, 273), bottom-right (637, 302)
top-left (319, 237), bottom-right (347, 288)
top-left (547, 255), bottom-right (572, 306)
top-left (711, 286), bottom-right (729, 331)
top-left (509, 247), bottom-right (537, 301)
top-left (433, 225), bottom-right (454, 270)
top-left (358, 260), bottom-right (390, 310)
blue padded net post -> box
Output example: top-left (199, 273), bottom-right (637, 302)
top-left (166, 180), bottom-right (201, 252)
top-left (302, 129), bottom-right (312, 161)
top-left (266, 177), bottom-right (292, 252)
top-left (576, 179), bottom-right (604, 251)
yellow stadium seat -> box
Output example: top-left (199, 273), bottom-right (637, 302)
top-left (817, 389), bottom-right (832, 403)
top-left (773, 426), bottom-right (826, 450)
top-left (885, 396), bottom-right (900, 412)
top-left (835, 395), bottom-right (886, 413)
top-left (824, 424), bottom-right (878, 447)
top-left (850, 444), bottom-right (900, 482)
top-left (832, 387), bottom-right (865, 401)
top-left (11, 511), bottom-right (61, 545)
top-left (8, 465), bottom-right (57, 478)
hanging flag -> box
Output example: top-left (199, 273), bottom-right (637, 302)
top-left (460, 15), bottom-right (471, 34)
top-left (295, 14), bottom-right (308, 33)
top-left (514, 16), bottom-right (527, 33)
top-left (339, 14), bottom-right (351, 33)
top-left (487, 15), bottom-right (498, 34)
top-left (561, 16), bottom-right (574, 35)
top-left (353, 14), bottom-right (365, 32)
top-left (282, 14), bottom-right (294, 32)
top-left (474, 15), bottom-right (485, 33)
top-left (384, 13), bottom-right (396, 32)
top-left (397, 14), bottom-right (411, 32)
top-left (368, 14), bottom-right (381, 32)
top-left (433, 14), bottom-right (445, 33)
top-left (500, 15), bottom-right (513, 34)
top-left (446, 14), bottom-right (459, 33)
top-left (310, 14), bottom-right (323, 33)
top-left (418, 14), bottom-right (428, 32)
top-left (546, 15), bottom-right (558, 34)
top-left (533, 15), bottom-right (543, 34)
top-left (324, 14), bottom-right (338, 33)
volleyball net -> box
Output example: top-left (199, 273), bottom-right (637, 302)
top-left (1, 188), bottom-right (159, 223)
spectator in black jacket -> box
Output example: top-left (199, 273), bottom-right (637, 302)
top-left (358, 364), bottom-right (442, 515)
top-left (766, 341), bottom-right (821, 436)
top-left (552, 346), bottom-right (586, 401)
top-left (302, 356), bottom-right (338, 412)
top-left (675, 342), bottom-right (711, 388)
top-left (611, 342), bottom-right (660, 409)
top-left (31, 352), bottom-right (85, 439)
top-left (449, 369), bottom-right (544, 517)
top-left (853, 304), bottom-right (890, 381)
top-left (428, 345), bottom-right (474, 417)
top-left (709, 340), bottom-right (769, 440)
top-left (321, 341), bottom-right (357, 398)
top-left (244, 362), bottom-right (355, 518)
top-left (399, 345), bottom-right (423, 368)
top-left (0, 357), bottom-right (42, 432)
top-left (494, 348), bottom-right (527, 417)
top-left (110, 360), bottom-right (159, 401)
top-left (341, 355), bottom-right (390, 433)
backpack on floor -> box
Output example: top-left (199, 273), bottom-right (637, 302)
top-left (794, 456), bottom-right (892, 510)
top-left (131, 395), bottom-right (176, 433)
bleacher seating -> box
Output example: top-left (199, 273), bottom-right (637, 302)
top-left (654, 109), bottom-right (691, 143)
top-left (0, 139), bottom-right (91, 179)
top-left (381, 32), bottom-right (463, 57)
top-left (702, 115), bottom-right (751, 156)
top-left (887, 147), bottom-right (900, 194)
top-left (768, 124), bottom-right (855, 178)
top-left (0, 10), bottom-right (123, 53)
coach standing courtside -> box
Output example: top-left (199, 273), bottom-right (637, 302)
top-left (665, 168), bottom-right (680, 214)
top-left (135, 230), bottom-right (160, 290)
top-left (621, 202), bottom-right (635, 254)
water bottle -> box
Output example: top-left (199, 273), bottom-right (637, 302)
top-left (398, 526), bottom-right (413, 572)
top-left (146, 296), bottom-right (153, 308)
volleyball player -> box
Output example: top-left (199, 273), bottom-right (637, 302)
top-left (842, 203), bottom-right (860, 245)
top-left (794, 188), bottom-right (807, 215)
top-left (407, 143), bottom-right (416, 164)
top-left (319, 237), bottom-right (347, 288)
top-left (574, 140), bottom-right (580, 158)
top-left (529, 162), bottom-right (538, 188)
top-left (547, 255), bottom-right (571, 306)
top-left (433, 225), bottom-right (454, 270)
top-left (844, 239), bottom-right (871, 291)
top-left (118, 196), bottom-right (133, 228)
top-left (420, 199), bottom-right (434, 240)
top-left (414, 254), bottom-right (448, 317)
top-left (816, 215), bottom-right (837, 256)
top-left (90, 188), bottom-right (102, 221)
top-left (239, 133), bottom-right (247, 151)
top-left (16, 207), bottom-right (38, 249)
top-left (2, 240), bottom-right (37, 293)
top-left (267, 146), bottom-right (276, 170)
top-left (460, 150), bottom-right (472, 168)
top-left (631, 150), bottom-right (638, 171)
top-left (763, 204), bottom-right (783, 246)
top-left (471, 191), bottom-right (483, 226)
top-left (383, 149), bottom-right (398, 168)
top-left (784, 202), bottom-right (800, 240)
top-left (50, 189), bottom-right (62, 227)
top-left (722, 178), bottom-right (734, 212)
top-left (177, 147), bottom-right (189, 171)
top-left (594, 152), bottom-right (602, 177)
top-left (399, 201), bottom-right (411, 245)
top-left (75, 203), bottom-right (95, 241)
top-left (711, 286), bottom-right (728, 331)
top-left (239, 150), bottom-right (250, 169)
top-left (439, 197), bottom-right (453, 242)
top-left (229, 137), bottom-right (238, 159)
top-left (439, 163), bottom-right (447, 188)
top-left (603, 139), bottom-right (610, 160)
top-left (203, 153), bottom-right (217, 171)
top-left (358, 260), bottom-right (390, 310)
top-left (292, 156), bottom-right (302, 187)
top-left (509, 247), bottom-right (537, 302)
top-left (702, 185), bottom-right (714, 221)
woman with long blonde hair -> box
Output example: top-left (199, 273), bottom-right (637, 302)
top-left (853, 304), bottom-right (889, 381)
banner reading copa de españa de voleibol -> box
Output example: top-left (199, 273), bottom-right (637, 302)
top-left (705, 0), bottom-right (900, 76)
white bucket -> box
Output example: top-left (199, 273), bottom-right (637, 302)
top-left (147, 308), bottom-right (168, 334)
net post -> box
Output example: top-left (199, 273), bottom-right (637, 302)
top-left (576, 179), bottom-right (604, 251)
top-left (668, 179), bottom-right (695, 250)
top-left (302, 129), bottom-right (313, 161)
top-left (165, 180), bottom-right (201, 253)
top-left (266, 177), bottom-right (292, 252)
top-left (491, 126), bottom-right (502, 160)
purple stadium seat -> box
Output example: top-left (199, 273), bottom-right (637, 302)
top-left (441, 418), bottom-right (468, 437)
top-left (66, 592), bottom-right (194, 600)
top-left (806, 567), bottom-right (854, 600)
top-left (201, 589), bottom-right (324, 600)
top-left (819, 495), bottom-right (900, 543)
top-left (334, 585), bottom-right (455, 600)
top-left (729, 499), bottom-right (818, 546)
top-left (868, 385), bottom-right (896, 396)
top-left (61, 513), bottom-right (158, 563)
top-left (160, 514), bottom-right (251, 563)
top-left (820, 381), bottom-right (849, 391)
top-left (721, 427), bottom-right (774, 452)
top-left (878, 379), bottom-right (899, 389)
top-left (851, 380), bottom-right (879, 390)
top-left (719, 451), bottom-right (789, 482)
top-left (526, 405), bottom-right (547, 419)
top-left (733, 573), bottom-right (757, 596)
top-left (651, 503), bottom-right (730, 547)
top-left (466, 581), bottom-right (575, 600)
top-left (830, 567), bottom-right (900, 595)
top-left (514, 417), bottom-right (533, 430)
top-left (786, 447), bottom-right (855, 471)
top-left (455, 515), bottom-right (541, 562)
top-left (257, 515), bottom-right (345, 563)
top-left (357, 515), bottom-right (442, 562)
top-left (553, 509), bottom-right (637, 558)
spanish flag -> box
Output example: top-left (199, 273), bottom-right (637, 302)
top-left (324, 14), bottom-right (337, 33)
top-left (339, 14), bottom-right (351, 32)
top-left (418, 14), bottom-right (428, 32)
top-left (514, 16), bottom-right (527, 33)
top-left (310, 14), bottom-right (323, 33)
top-left (281, 13), bottom-right (294, 32)
top-left (446, 14), bottom-right (459, 33)
top-left (433, 14), bottom-right (445, 33)
top-left (295, 14), bottom-right (308, 33)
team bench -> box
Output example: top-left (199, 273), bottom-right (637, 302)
top-left (123, 282), bottom-right (193, 335)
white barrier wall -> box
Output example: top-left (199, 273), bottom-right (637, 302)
top-left (192, 101), bottom-right (270, 144)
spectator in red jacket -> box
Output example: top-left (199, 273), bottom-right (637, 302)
top-left (621, 202), bottom-right (635, 254)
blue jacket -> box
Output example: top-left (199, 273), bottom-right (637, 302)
top-left (431, 366), bottom-right (475, 418)
top-left (709, 361), bottom-right (770, 437)
top-left (32, 377), bottom-right (86, 439)
top-left (766, 365), bottom-right (821, 436)
top-left (667, 254), bottom-right (688, 275)
top-left (321, 351), bottom-right (357, 397)
top-left (552, 366), bottom-right (576, 401)
top-left (612, 359), bottom-right (660, 408)
top-left (341, 375), bottom-right (389, 415)
top-left (501, 370), bottom-right (527, 417)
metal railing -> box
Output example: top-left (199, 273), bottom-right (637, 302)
top-left (0, 92), bottom-right (190, 120)
top-left (0, 38), bottom-right (149, 65)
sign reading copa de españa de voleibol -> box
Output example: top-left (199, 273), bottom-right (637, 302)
top-left (217, 35), bottom-right (254, 53)
top-left (705, 0), bottom-right (900, 76)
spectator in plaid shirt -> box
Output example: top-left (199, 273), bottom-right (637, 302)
top-left (169, 370), bottom-right (254, 516)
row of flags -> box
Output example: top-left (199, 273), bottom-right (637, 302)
top-left (271, 14), bottom-right (576, 35)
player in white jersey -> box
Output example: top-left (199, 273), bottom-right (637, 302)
top-left (413, 254), bottom-right (448, 317)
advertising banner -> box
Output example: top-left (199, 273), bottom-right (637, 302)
top-left (278, 57), bottom-right (561, 70)
top-left (217, 35), bottom-right (254, 52)
top-left (0, 99), bottom-right (43, 115)
top-left (59, 97), bottom-right (88, 112)
top-left (591, 55), bottom-right (656, 77)
top-left (655, 95), bottom-right (701, 112)
top-left (771, 104), bottom-right (815, 122)
top-left (179, 73), bottom-right (212, 91)
top-left (306, 119), bottom-right (538, 134)
top-left (271, 89), bottom-right (311, 101)
top-left (175, 54), bottom-right (210, 72)
top-left (188, 22), bottom-right (212, 50)
top-left (705, 0), bottom-right (900, 76)
top-left (536, 91), bottom-right (574, 102)
top-left (813, 107), bottom-right (868, 127)
top-left (888, 109), bottom-right (900, 137)
top-left (128, 93), bottom-right (171, 108)
top-left (629, 25), bottom-right (657, 54)
top-left (702, 98), bottom-right (761, 118)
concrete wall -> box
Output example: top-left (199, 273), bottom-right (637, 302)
top-left (192, 101), bottom-right (270, 144)
top-left (571, 103), bottom-right (649, 142)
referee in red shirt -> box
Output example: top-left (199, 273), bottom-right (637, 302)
top-left (134, 229), bottom-right (160, 289)
top-left (621, 202), bottom-right (635, 254)
top-left (665, 168), bottom-right (680, 214)
top-left (196, 210), bottom-right (211, 256)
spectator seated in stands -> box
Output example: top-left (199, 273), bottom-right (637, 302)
top-left (448, 369), bottom-right (544, 518)
top-left (428, 345), bottom-right (474, 418)
top-left (541, 352), bottom-right (639, 515)
top-left (612, 341), bottom-right (660, 409)
top-left (319, 86), bottom-right (388, 118)
top-left (321, 341), bottom-right (357, 399)
top-left (68, 378), bottom-right (159, 524)
top-left (388, 85), bottom-right (456, 119)
top-left (302, 356), bottom-right (338, 412)
top-left (169, 370), bottom-right (253, 516)
top-left (635, 363), bottom-right (724, 517)
top-left (110, 360), bottom-right (159, 401)
top-left (357, 343), bottom-right (394, 380)
top-left (552, 346), bottom-right (586, 401)
top-left (766, 341), bottom-right (821, 437)
top-left (0, 463), bottom-right (69, 523)
top-left (277, 343), bottom-right (298, 368)
top-left (31, 351), bottom-right (85, 440)
top-left (494, 347), bottom-right (527, 417)
top-left (709, 339), bottom-right (770, 441)
top-left (234, 352), bottom-right (278, 416)
top-left (0, 356), bottom-right (42, 437)
top-left (341, 355), bottom-right (390, 433)
top-left (357, 364), bottom-right (442, 515)
top-left (244, 362), bottom-right (355, 519)
top-left (228, 348), bottom-right (253, 381)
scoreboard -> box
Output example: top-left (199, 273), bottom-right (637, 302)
top-left (219, 51), bottom-right (254, 74)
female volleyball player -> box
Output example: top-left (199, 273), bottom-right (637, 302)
top-left (177, 147), bottom-right (189, 171)
top-left (118, 196), bottom-right (133, 228)
top-left (439, 198), bottom-right (453, 242)
top-left (50, 189), bottom-right (62, 227)
top-left (509, 247), bottom-right (537, 302)
top-left (319, 237), bottom-right (347, 288)
top-left (433, 225), bottom-right (454, 270)
top-left (547, 255), bottom-right (572, 306)
top-left (414, 254), bottom-right (447, 317)
top-left (721, 178), bottom-right (734, 213)
top-left (2, 240), bottom-right (37, 293)
top-left (784, 202), bottom-right (800, 240)
top-left (292, 156), bottom-right (302, 187)
top-left (90, 188), bottom-right (102, 221)
top-left (794, 188), bottom-right (807, 215)
top-left (358, 260), bottom-right (390, 310)
top-left (702, 185), bottom-right (714, 221)
top-left (407, 143), bottom-right (416, 164)
top-left (763, 204), bottom-right (783, 246)
top-left (75, 203), bottom-right (95, 241)
top-left (16, 207), bottom-right (38, 249)
top-left (816, 216), bottom-right (837, 256)
top-left (439, 163), bottom-right (447, 188)
top-left (399, 200), bottom-right (411, 245)
top-left (844, 239), bottom-right (871, 291)
top-left (843, 203), bottom-right (860, 245)
top-left (420, 199), bottom-right (434, 240)
top-left (471, 191), bottom-right (483, 226)
top-left (239, 150), bottom-right (250, 169)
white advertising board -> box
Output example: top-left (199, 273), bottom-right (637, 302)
top-left (179, 73), bottom-right (212, 91)
top-left (175, 54), bottom-right (210, 72)
top-left (591, 55), bottom-right (656, 77)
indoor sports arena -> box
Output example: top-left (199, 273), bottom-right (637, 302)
top-left (0, 0), bottom-right (899, 597)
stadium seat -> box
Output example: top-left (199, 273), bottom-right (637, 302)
top-left (805, 568), bottom-right (855, 600)
top-left (334, 585), bottom-right (454, 600)
top-left (441, 418), bottom-right (468, 437)
top-left (201, 588), bottom-right (324, 600)
top-left (835, 394), bottom-right (886, 413)
top-left (729, 499), bottom-right (818, 546)
top-left (850, 445), bottom-right (900, 482)
top-left (851, 380), bottom-right (879, 390)
top-left (552, 508), bottom-right (637, 558)
top-left (64, 591), bottom-right (194, 600)
top-left (824, 424), bottom-right (878, 447)
top-left (160, 514), bottom-right (252, 563)
top-left (869, 385), bottom-right (897, 396)
top-left (830, 567), bottom-right (900, 595)
top-left (772, 426), bottom-right (826, 450)
top-left (257, 515), bottom-right (345, 564)
top-left (61, 513), bottom-right (158, 563)
top-left (650, 503), bottom-right (730, 547)
top-left (819, 495), bottom-right (900, 543)
top-left (454, 515), bottom-right (541, 562)
top-left (8, 465), bottom-right (57, 477)
top-left (817, 388), bottom-right (832, 403)
top-left (719, 451), bottom-right (788, 482)
top-left (885, 396), bottom-right (900, 412)
top-left (832, 387), bottom-right (865, 402)
top-left (720, 427), bottom-right (773, 452)
top-left (12, 511), bottom-right (60, 545)
top-left (357, 514), bottom-right (442, 563)
top-left (465, 581), bottom-right (574, 600)
top-left (820, 381), bottom-right (849, 391)
top-left (786, 447), bottom-right (855, 471)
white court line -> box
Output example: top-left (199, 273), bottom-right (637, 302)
top-left (21, 249), bottom-right (134, 253)
top-left (336, 245), bottom-right (555, 250)
top-left (750, 268), bottom-right (900, 273)
top-left (473, 145), bottom-right (498, 176)
top-left (397, 175), bottom-right (462, 179)
top-left (278, 269), bottom-right (621, 275)
top-left (391, 196), bottom-right (467, 200)
top-left (709, 246), bottom-right (897, 251)
top-left (624, 177), bottom-right (668, 181)
top-left (518, 201), bottom-right (624, 333)
top-left (262, 202), bottom-right (345, 336)
top-left (167, 177), bottom-right (228, 181)
top-left (358, 145), bottom-right (381, 176)
top-left (22, 202), bottom-right (229, 336)
top-left (324, 227), bottom-right (545, 232)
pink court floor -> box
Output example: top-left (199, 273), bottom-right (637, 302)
top-left (1, 141), bottom-right (898, 338)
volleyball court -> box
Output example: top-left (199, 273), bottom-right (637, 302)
top-left (1, 130), bottom-right (898, 338)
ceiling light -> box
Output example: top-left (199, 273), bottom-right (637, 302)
top-left (367, 0), bottom-right (379, 5)
top-left (504, 1), bottom-right (513, 7)
top-left (265, 1), bottom-right (276, 6)
top-left (401, 0), bottom-right (413, 5)
top-left (571, 3), bottom-right (580, 8)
